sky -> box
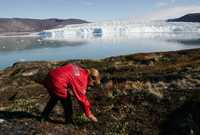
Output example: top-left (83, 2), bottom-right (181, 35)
top-left (0, 0), bottom-right (200, 21)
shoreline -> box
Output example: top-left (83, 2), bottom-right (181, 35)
top-left (1, 48), bottom-right (199, 70)
top-left (0, 32), bottom-right (39, 38)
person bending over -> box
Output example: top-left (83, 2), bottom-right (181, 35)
top-left (41, 63), bottom-right (101, 123)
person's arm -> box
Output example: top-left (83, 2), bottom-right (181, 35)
top-left (78, 95), bottom-right (98, 122)
top-left (72, 85), bottom-right (98, 122)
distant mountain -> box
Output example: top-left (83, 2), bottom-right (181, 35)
top-left (0, 18), bottom-right (88, 33)
top-left (167, 13), bottom-right (200, 22)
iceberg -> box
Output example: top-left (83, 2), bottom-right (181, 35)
top-left (39, 20), bottom-right (200, 42)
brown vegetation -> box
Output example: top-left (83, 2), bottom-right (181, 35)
top-left (0, 48), bottom-right (200, 135)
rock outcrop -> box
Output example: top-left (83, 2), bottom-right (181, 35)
top-left (0, 18), bottom-right (88, 34)
top-left (167, 13), bottom-right (200, 22)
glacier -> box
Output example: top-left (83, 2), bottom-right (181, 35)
top-left (39, 20), bottom-right (200, 42)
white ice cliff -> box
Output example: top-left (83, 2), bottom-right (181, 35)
top-left (39, 20), bottom-right (200, 42)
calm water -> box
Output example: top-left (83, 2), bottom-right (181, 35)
top-left (0, 33), bottom-right (200, 69)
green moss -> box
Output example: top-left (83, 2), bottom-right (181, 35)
top-left (73, 112), bottom-right (90, 126)
top-left (159, 56), bottom-right (176, 62)
top-left (5, 99), bottom-right (37, 112)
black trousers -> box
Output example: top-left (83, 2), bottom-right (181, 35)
top-left (41, 93), bottom-right (73, 123)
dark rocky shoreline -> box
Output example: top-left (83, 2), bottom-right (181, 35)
top-left (0, 48), bottom-right (200, 135)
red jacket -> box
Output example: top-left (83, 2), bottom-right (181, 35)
top-left (45, 64), bottom-right (91, 117)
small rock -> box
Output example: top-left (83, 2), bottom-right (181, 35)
top-left (22, 69), bottom-right (39, 77)
top-left (104, 80), bottom-right (114, 97)
top-left (190, 129), bottom-right (194, 135)
top-left (38, 104), bottom-right (46, 112)
top-left (104, 80), bottom-right (113, 90)
top-left (0, 119), bottom-right (5, 123)
top-left (179, 96), bottom-right (186, 101)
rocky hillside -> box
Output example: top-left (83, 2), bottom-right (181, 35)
top-left (167, 13), bottom-right (200, 22)
top-left (0, 48), bottom-right (200, 135)
top-left (0, 18), bottom-right (88, 34)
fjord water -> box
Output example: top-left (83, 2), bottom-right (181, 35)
top-left (0, 32), bottom-right (200, 69)
top-left (2, 21), bottom-right (200, 69)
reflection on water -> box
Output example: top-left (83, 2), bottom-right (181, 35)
top-left (168, 39), bottom-right (200, 46)
top-left (0, 37), bottom-right (86, 52)
top-left (0, 33), bottom-right (200, 69)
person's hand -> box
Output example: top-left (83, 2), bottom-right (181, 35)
top-left (88, 113), bottom-right (98, 122)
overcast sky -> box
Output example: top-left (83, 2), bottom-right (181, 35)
top-left (0, 0), bottom-right (200, 21)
